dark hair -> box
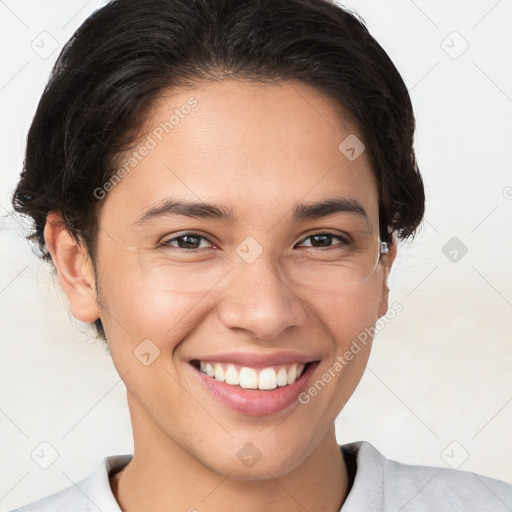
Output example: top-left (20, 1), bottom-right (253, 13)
top-left (12, 0), bottom-right (425, 340)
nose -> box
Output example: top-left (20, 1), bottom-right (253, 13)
top-left (217, 255), bottom-right (307, 341)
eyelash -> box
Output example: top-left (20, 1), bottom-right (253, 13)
top-left (159, 232), bottom-right (350, 253)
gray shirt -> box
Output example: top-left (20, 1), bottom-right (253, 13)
top-left (9, 440), bottom-right (512, 511)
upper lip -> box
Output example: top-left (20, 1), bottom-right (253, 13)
top-left (190, 350), bottom-right (320, 368)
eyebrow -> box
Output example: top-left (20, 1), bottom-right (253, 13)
top-left (133, 195), bottom-right (369, 226)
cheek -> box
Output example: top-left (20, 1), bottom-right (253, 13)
top-left (337, 288), bottom-right (381, 349)
top-left (300, 280), bottom-right (383, 412)
top-left (96, 256), bottom-right (221, 354)
top-left (310, 277), bottom-right (383, 391)
top-left (305, 274), bottom-right (383, 346)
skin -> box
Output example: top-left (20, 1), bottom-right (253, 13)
top-left (45, 79), bottom-right (397, 512)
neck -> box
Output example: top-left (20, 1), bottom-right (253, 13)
top-left (111, 396), bottom-right (349, 512)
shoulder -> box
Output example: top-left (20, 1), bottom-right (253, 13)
top-left (8, 481), bottom-right (89, 512)
top-left (341, 440), bottom-right (512, 511)
top-left (7, 454), bottom-right (132, 512)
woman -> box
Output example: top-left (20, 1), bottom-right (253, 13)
top-left (9, 0), bottom-right (512, 510)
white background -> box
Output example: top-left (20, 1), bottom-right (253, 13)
top-left (1, 0), bottom-right (511, 509)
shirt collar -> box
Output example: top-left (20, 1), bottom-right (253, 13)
top-left (83, 441), bottom-right (383, 511)
top-left (339, 441), bottom-right (384, 511)
top-left (85, 453), bottom-right (132, 512)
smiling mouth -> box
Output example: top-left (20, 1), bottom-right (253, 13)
top-left (190, 359), bottom-right (313, 391)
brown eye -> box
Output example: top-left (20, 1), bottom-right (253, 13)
top-left (296, 233), bottom-right (349, 249)
top-left (160, 233), bottom-right (213, 251)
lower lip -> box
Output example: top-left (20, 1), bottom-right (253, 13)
top-left (192, 362), bottom-right (319, 417)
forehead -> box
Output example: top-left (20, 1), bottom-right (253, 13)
top-left (102, 79), bottom-right (380, 231)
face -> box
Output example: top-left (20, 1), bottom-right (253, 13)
top-left (57, 79), bottom-right (395, 479)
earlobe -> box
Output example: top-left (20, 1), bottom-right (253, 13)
top-left (377, 232), bottom-right (398, 318)
top-left (387, 231), bottom-right (398, 269)
top-left (43, 212), bottom-right (100, 324)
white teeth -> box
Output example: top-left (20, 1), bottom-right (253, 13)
top-left (214, 364), bottom-right (225, 382)
top-left (239, 367), bottom-right (258, 389)
top-left (277, 367), bottom-right (288, 386)
top-left (225, 364), bottom-right (239, 385)
top-left (197, 361), bottom-right (307, 390)
top-left (205, 363), bottom-right (215, 377)
top-left (258, 367), bottom-right (277, 390)
top-left (287, 364), bottom-right (297, 385)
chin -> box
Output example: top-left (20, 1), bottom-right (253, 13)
top-left (196, 439), bottom-right (311, 481)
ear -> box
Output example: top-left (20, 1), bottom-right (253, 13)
top-left (377, 231), bottom-right (398, 318)
top-left (43, 212), bottom-right (100, 324)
